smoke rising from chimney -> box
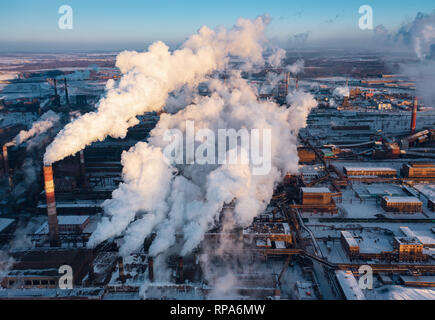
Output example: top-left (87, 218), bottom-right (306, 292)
top-left (44, 16), bottom-right (271, 165)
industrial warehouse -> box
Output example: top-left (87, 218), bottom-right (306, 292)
top-left (0, 6), bottom-right (435, 304)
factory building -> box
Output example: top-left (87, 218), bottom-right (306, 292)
top-left (381, 196), bottom-right (422, 213)
top-left (35, 215), bottom-right (90, 234)
top-left (291, 187), bottom-right (338, 214)
top-left (343, 166), bottom-right (397, 177)
top-left (393, 237), bottom-right (426, 262)
top-left (335, 270), bottom-right (366, 300)
top-left (402, 163), bottom-right (435, 178)
top-left (297, 147), bottom-right (316, 163)
top-left (301, 187), bottom-right (332, 205)
top-left (0, 249), bottom-right (94, 289)
top-left (340, 231), bottom-right (359, 259)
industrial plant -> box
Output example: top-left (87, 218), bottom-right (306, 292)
top-left (0, 9), bottom-right (435, 303)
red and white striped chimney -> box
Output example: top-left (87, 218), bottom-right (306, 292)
top-left (411, 97), bottom-right (418, 134)
top-left (43, 165), bottom-right (60, 247)
top-left (2, 145), bottom-right (9, 175)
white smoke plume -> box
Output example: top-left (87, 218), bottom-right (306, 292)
top-left (267, 48), bottom-right (286, 68)
top-left (286, 59), bottom-right (304, 74)
top-left (333, 86), bottom-right (349, 97)
top-left (13, 111), bottom-right (60, 146)
top-left (88, 73), bottom-right (317, 259)
top-left (44, 16), bottom-right (270, 165)
top-left (0, 251), bottom-right (14, 278)
top-left (395, 11), bottom-right (435, 60)
top-left (394, 11), bottom-right (435, 105)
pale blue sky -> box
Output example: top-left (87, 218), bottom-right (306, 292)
top-left (0, 0), bottom-right (434, 51)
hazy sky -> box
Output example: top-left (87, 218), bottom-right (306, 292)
top-left (0, 0), bottom-right (434, 51)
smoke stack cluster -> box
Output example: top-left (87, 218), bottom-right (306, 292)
top-left (43, 165), bottom-right (60, 247)
top-left (411, 97), bottom-right (418, 134)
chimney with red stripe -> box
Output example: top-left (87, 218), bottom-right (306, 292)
top-left (43, 165), bottom-right (60, 247)
top-left (411, 97), bottom-right (418, 134)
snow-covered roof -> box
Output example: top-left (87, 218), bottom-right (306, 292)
top-left (301, 187), bottom-right (330, 194)
top-left (57, 215), bottom-right (89, 225)
top-left (0, 218), bottom-right (14, 233)
top-left (340, 231), bottom-right (358, 248)
top-left (335, 270), bottom-right (366, 300)
top-left (344, 166), bottom-right (396, 172)
top-left (383, 196), bottom-right (422, 204)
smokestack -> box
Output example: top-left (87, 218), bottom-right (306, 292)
top-left (2, 145), bottom-right (8, 176)
top-left (79, 150), bottom-right (87, 186)
top-left (53, 78), bottom-right (58, 96)
top-left (118, 257), bottom-right (125, 283)
top-left (411, 97), bottom-right (418, 134)
top-left (64, 78), bottom-right (70, 106)
top-left (285, 72), bottom-right (289, 97)
top-left (177, 257), bottom-right (184, 284)
top-left (295, 77), bottom-right (299, 90)
top-left (148, 257), bottom-right (154, 282)
top-left (43, 165), bottom-right (60, 247)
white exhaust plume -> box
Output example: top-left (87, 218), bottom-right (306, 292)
top-left (88, 73), bottom-right (317, 258)
top-left (333, 86), bottom-right (349, 97)
top-left (44, 16), bottom-right (270, 165)
top-left (13, 111), bottom-right (60, 146)
top-left (267, 48), bottom-right (286, 68)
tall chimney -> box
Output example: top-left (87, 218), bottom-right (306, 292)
top-left (54, 78), bottom-right (58, 96)
top-left (79, 150), bottom-right (87, 186)
top-left (148, 257), bottom-right (154, 282)
top-left (118, 257), bottom-right (125, 283)
top-left (2, 145), bottom-right (8, 176)
top-left (285, 72), bottom-right (290, 97)
top-left (295, 77), bottom-right (299, 90)
top-left (177, 257), bottom-right (184, 284)
top-left (64, 78), bottom-right (70, 105)
top-left (411, 97), bottom-right (418, 134)
top-left (43, 165), bottom-right (60, 247)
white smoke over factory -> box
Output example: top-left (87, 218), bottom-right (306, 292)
top-left (374, 11), bottom-right (435, 105)
top-left (13, 111), bottom-right (60, 147)
top-left (333, 86), bottom-right (349, 98)
top-left (44, 16), bottom-right (270, 165)
top-left (42, 16), bottom-right (317, 293)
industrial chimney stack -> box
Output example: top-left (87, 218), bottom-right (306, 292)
top-left (177, 257), bottom-right (184, 284)
top-left (411, 97), bottom-right (418, 134)
top-left (43, 165), bottom-right (60, 247)
top-left (79, 150), bottom-right (87, 187)
top-left (53, 78), bottom-right (58, 96)
top-left (148, 257), bottom-right (154, 282)
top-left (64, 78), bottom-right (70, 106)
top-left (285, 72), bottom-right (290, 97)
top-left (2, 145), bottom-right (8, 176)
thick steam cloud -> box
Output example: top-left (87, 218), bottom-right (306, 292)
top-left (44, 16), bottom-right (270, 165)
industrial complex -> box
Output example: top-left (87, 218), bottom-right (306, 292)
top-left (1, 16), bottom-right (435, 302)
